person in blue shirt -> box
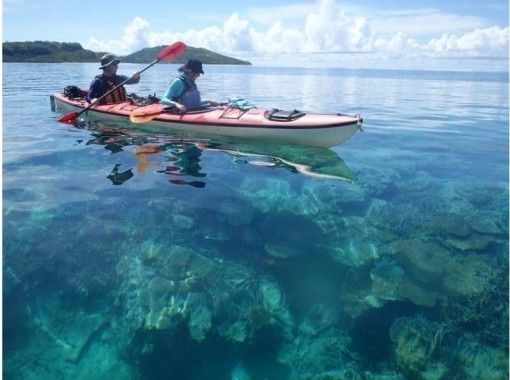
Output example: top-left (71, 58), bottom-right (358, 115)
top-left (86, 54), bottom-right (141, 105)
top-left (161, 59), bottom-right (218, 112)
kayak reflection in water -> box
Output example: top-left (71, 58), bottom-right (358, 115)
top-left (133, 139), bottom-right (357, 183)
top-left (76, 123), bottom-right (209, 187)
top-left (107, 164), bottom-right (134, 186)
top-left (204, 140), bottom-right (357, 182)
top-left (77, 122), bottom-right (356, 186)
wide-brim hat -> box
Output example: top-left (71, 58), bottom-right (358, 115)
top-left (185, 58), bottom-right (204, 74)
top-left (99, 53), bottom-right (120, 69)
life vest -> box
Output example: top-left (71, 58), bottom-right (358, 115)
top-left (174, 74), bottom-right (202, 109)
top-left (97, 75), bottom-right (127, 105)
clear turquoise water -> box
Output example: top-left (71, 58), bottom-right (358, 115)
top-left (3, 63), bottom-right (509, 379)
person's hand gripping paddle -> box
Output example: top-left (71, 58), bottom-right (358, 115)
top-left (58, 41), bottom-right (187, 124)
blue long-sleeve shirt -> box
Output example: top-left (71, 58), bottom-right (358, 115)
top-left (161, 77), bottom-right (186, 105)
top-left (86, 74), bottom-right (139, 103)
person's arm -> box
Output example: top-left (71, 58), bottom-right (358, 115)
top-left (86, 78), bottom-right (102, 103)
top-left (161, 78), bottom-right (187, 111)
top-left (123, 73), bottom-right (140, 85)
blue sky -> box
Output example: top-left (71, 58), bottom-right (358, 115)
top-left (3, 0), bottom-right (509, 71)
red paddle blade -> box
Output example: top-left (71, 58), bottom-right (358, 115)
top-left (157, 41), bottom-right (187, 61)
top-left (58, 112), bottom-right (79, 123)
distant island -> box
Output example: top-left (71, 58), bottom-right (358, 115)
top-left (2, 41), bottom-right (251, 65)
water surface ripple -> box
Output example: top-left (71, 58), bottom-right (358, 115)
top-left (3, 63), bottom-right (508, 379)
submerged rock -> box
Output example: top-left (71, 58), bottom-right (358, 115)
top-left (389, 239), bottom-right (451, 284)
top-left (465, 210), bottom-right (505, 235)
top-left (214, 276), bottom-right (294, 344)
top-left (142, 277), bottom-right (180, 330)
top-left (442, 254), bottom-right (495, 297)
top-left (238, 176), bottom-right (342, 217)
top-left (230, 361), bottom-right (252, 380)
top-left (139, 241), bottom-right (167, 264)
top-left (395, 277), bottom-right (439, 307)
top-left (187, 293), bottom-right (212, 342)
top-left (217, 200), bottom-right (254, 226)
top-left (265, 243), bottom-right (303, 259)
top-left (118, 241), bottom-right (296, 349)
top-left (259, 278), bottom-right (284, 312)
top-left (370, 259), bottom-right (403, 302)
top-left (238, 177), bottom-right (294, 213)
top-left (358, 166), bottom-right (401, 199)
top-left (429, 213), bottom-right (472, 237)
top-left (279, 331), bottom-right (358, 377)
top-left (298, 304), bottom-right (336, 337)
top-left (366, 199), bottom-right (425, 239)
top-left (454, 336), bottom-right (509, 379)
top-left (341, 216), bottom-right (383, 243)
top-left (329, 241), bottom-right (379, 267)
top-left (441, 233), bottom-right (495, 252)
top-left (370, 258), bottom-right (440, 307)
top-left (405, 174), bottom-right (433, 193)
top-left (156, 246), bottom-right (194, 280)
top-left (389, 317), bottom-right (447, 376)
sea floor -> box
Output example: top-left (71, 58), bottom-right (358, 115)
top-left (3, 122), bottom-right (508, 379)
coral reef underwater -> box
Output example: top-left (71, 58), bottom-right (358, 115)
top-left (3, 131), bottom-right (509, 379)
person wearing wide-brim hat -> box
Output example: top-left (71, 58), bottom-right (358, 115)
top-left (86, 54), bottom-right (141, 105)
top-left (161, 58), bottom-right (218, 112)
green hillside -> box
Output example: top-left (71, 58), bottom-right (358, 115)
top-left (2, 41), bottom-right (251, 65)
top-left (3, 41), bottom-right (104, 62)
top-left (123, 45), bottom-right (251, 65)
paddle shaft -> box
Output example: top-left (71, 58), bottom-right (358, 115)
top-left (129, 102), bottom-right (231, 124)
top-left (75, 57), bottom-right (162, 120)
top-left (58, 41), bottom-right (186, 123)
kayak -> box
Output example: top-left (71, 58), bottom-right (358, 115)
top-left (50, 92), bottom-right (363, 148)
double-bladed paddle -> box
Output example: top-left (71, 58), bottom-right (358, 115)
top-left (58, 41), bottom-right (187, 124)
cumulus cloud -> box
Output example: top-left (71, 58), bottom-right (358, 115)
top-left (427, 26), bottom-right (509, 57)
top-left (223, 13), bottom-right (254, 51)
top-left (86, 16), bottom-right (151, 54)
top-left (83, 0), bottom-right (509, 62)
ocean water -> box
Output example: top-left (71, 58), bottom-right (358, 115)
top-left (3, 62), bottom-right (509, 379)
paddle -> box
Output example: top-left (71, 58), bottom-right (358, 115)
top-left (130, 103), bottom-right (172, 123)
top-left (129, 102), bottom-right (230, 123)
top-left (58, 41), bottom-right (187, 124)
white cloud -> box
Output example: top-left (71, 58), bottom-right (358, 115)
top-left (371, 32), bottom-right (421, 59)
top-left (86, 16), bottom-right (151, 54)
top-left (251, 22), bottom-right (304, 53)
top-left (427, 26), bottom-right (509, 57)
top-left (83, 0), bottom-right (509, 66)
top-left (222, 13), bottom-right (254, 51)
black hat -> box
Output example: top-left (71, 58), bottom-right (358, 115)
top-left (99, 54), bottom-right (120, 69)
top-left (185, 58), bottom-right (204, 74)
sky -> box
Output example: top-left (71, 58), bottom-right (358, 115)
top-left (2, 0), bottom-right (509, 71)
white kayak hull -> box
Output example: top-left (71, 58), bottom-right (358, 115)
top-left (51, 93), bottom-right (363, 148)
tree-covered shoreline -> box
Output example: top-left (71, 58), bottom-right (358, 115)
top-left (3, 41), bottom-right (251, 65)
